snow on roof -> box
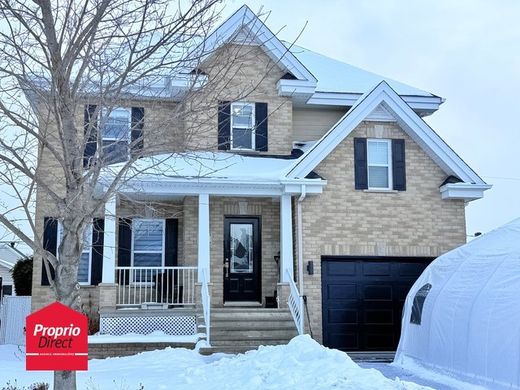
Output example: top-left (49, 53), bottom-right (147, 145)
top-left (287, 43), bottom-right (435, 97)
top-left (104, 152), bottom-right (300, 183)
top-left (0, 245), bottom-right (23, 266)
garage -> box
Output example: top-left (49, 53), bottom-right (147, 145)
top-left (321, 256), bottom-right (433, 351)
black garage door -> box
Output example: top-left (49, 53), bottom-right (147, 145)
top-left (321, 256), bottom-right (433, 351)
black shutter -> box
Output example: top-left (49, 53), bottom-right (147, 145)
top-left (255, 102), bottom-right (268, 152)
top-left (117, 218), bottom-right (132, 284)
top-left (131, 107), bottom-right (145, 156)
top-left (90, 218), bottom-right (105, 285)
top-left (218, 101), bottom-right (231, 150)
top-left (165, 219), bottom-right (178, 266)
top-left (354, 138), bottom-right (368, 190)
top-left (392, 139), bottom-right (406, 191)
top-left (83, 105), bottom-right (97, 167)
top-left (42, 217), bottom-right (58, 286)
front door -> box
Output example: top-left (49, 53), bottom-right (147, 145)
top-left (224, 217), bottom-right (261, 302)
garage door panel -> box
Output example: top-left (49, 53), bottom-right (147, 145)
top-left (328, 332), bottom-right (359, 349)
top-left (364, 285), bottom-right (393, 301)
top-left (322, 257), bottom-right (432, 351)
top-left (364, 309), bottom-right (394, 325)
top-left (327, 283), bottom-right (357, 299)
top-left (364, 332), bottom-right (395, 350)
top-left (362, 262), bottom-right (391, 276)
top-left (326, 261), bottom-right (357, 276)
top-left (398, 262), bottom-right (428, 277)
top-left (328, 308), bottom-right (358, 324)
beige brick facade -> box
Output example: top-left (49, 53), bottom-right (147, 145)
top-left (299, 121), bottom-right (466, 342)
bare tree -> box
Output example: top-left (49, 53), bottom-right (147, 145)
top-left (0, 1), bottom-right (296, 388)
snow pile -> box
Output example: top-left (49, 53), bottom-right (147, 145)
top-left (1, 335), bottom-right (430, 389)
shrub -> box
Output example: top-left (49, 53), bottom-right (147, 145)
top-left (11, 257), bottom-right (33, 296)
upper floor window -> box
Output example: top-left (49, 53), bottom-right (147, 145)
top-left (100, 107), bottom-right (131, 163)
top-left (367, 139), bottom-right (392, 190)
top-left (230, 102), bottom-right (255, 150)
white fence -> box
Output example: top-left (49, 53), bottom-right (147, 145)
top-left (0, 296), bottom-right (31, 345)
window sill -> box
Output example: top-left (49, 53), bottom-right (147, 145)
top-left (363, 189), bottom-right (399, 194)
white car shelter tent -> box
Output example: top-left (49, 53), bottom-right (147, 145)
top-left (396, 218), bottom-right (520, 389)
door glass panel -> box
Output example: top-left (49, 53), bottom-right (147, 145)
top-left (230, 223), bottom-right (253, 273)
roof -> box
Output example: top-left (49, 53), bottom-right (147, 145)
top-left (0, 245), bottom-right (22, 267)
top-left (105, 152), bottom-right (301, 182)
top-left (286, 43), bottom-right (436, 98)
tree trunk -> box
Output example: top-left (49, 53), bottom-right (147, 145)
top-left (54, 370), bottom-right (76, 390)
top-left (53, 218), bottom-right (85, 390)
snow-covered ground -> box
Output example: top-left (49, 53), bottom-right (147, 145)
top-left (360, 362), bottom-right (488, 390)
top-left (1, 335), bottom-right (432, 390)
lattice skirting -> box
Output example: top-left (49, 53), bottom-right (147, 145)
top-left (100, 315), bottom-right (197, 336)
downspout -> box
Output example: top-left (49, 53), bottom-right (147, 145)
top-left (297, 185), bottom-right (306, 295)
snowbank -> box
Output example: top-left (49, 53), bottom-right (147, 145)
top-left (1, 335), bottom-right (430, 389)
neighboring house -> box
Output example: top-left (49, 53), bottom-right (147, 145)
top-left (0, 244), bottom-right (24, 296)
top-left (30, 5), bottom-right (490, 353)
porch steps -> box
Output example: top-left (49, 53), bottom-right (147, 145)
top-left (199, 308), bottom-right (298, 355)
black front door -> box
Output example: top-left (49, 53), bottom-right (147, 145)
top-left (224, 217), bottom-right (261, 302)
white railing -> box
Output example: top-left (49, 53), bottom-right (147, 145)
top-left (116, 266), bottom-right (197, 307)
top-left (200, 268), bottom-right (211, 345)
top-left (286, 269), bottom-right (304, 335)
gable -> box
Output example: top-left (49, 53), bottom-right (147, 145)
top-left (195, 5), bottom-right (316, 84)
top-left (286, 81), bottom-right (490, 201)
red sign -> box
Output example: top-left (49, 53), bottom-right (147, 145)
top-left (26, 301), bottom-right (88, 371)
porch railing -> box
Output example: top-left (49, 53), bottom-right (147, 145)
top-left (115, 266), bottom-right (197, 307)
top-left (200, 268), bottom-right (211, 345)
top-left (286, 269), bottom-right (304, 335)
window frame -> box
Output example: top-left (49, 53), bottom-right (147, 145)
top-left (367, 138), bottom-right (393, 190)
top-left (130, 218), bottom-right (166, 268)
top-left (99, 107), bottom-right (132, 142)
top-left (230, 102), bottom-right (255, 151)
top-left (57, 222), bottom-right (93, 285)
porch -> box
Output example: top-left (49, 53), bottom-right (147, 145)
top-left (96, 153), bottom-right (325, 347)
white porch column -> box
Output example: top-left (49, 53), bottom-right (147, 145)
top-left (280, 194), bottom-right (294, 282)
top-left (197, 193), bottom-right (210, 283)
top-left (102, 195), bottom-right (116, 284)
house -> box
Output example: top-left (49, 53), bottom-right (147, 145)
top-left (396, 218), bottom-right (520, 389)
top-left (30, 5), bottom-right (490, 354)
top-left (0, 244), bottom-right (24, 297)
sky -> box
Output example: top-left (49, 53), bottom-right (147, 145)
top-left (223, 0), bottom-right (520, 237)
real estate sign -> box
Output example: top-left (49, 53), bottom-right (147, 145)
top-left (26, 301), bottom-right (88, 370)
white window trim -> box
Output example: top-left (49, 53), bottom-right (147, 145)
top-left (57, 222), bottom-right (93, 285)
top-left (100, 107), bottom-right (132, 142)
top-left (367, 138), bottom-right (393, 190)
top-left (131, 218), bottom-right (166, 268)
top-left (230, 102), bottom-right (255, 151)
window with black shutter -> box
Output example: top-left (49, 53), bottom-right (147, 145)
top-left (354, 137), bottom-right (406, 191)
top-left (218, 101), bottom-right (268, 152)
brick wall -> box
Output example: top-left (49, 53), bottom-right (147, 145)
top-left (183, 196), bottom-right (280, 306)
top-left (184, 44), bottom-right (293, 155)
top-left (300, 121), bottom-right (467, 343)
